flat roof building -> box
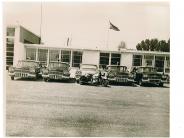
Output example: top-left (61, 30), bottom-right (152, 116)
top-left (5, 25), bottom-right (41, 69)
top-left (5, 25), bottom-right (169, 75)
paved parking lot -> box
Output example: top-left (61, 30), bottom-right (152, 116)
top-left (6, 74), bottom-right (169, 137)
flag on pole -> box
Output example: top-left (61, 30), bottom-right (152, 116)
top-left (67, 37), bottom-right (69, 46)
top-left (109, 21), bottom-right (120, 31)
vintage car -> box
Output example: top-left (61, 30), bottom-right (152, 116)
top-left (42, 62), bottom-right (70, 82)
top-left (106, 65), bottom-right (134, 85)
top-left (133, 66), bottom-right (167, 86)
top-left (75, 64), bottom-right (98, 84)
top-left (8, 60), bottom-right (41, 80)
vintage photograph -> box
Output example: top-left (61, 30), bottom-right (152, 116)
top-left (4, 1), bottom-right (170, 137)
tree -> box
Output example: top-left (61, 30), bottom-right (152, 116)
top-left (136, 43), bottom-right (142, 50)
top-left (136, 38), bottom-right (170, 52)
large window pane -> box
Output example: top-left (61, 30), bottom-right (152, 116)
top-left (72, 51), bottom-right (82, 67)
top-left (155, 56), bottom-right (165, 72)
top-left (49, 50), bottom-right (60, 62)
top-left (133, 55), bottom-right (142, 66)
top-left (26, 48), bottom-right (36, 60)
top-left (166, 56), bottom-right (170, 67)
top-left (99, 53), bottom-right (109, 69)
top-left (38, 49), bottom-right (48, 65)
top-left (7, 28), bottom-right (15, 36)
top-left (61, 50), bottom-right (71, 63)
top-left (111, 53), bottom-right (121, 65)
top-left (6, 52), bottom-right (14, 57)
top-left (7, 38), bottom-right (14, 44)
top-left (6, 47), bottom-right (14, 52)
top-left (144, 55), bottom-right (154, 66)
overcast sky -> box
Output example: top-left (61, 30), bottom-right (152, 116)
top-left (3, 1), bottom-right (170, 50)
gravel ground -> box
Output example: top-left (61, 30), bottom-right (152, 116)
top-left (5, 74), bottom-right (169, 137)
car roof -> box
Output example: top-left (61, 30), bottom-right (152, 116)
top-left (19, 60), bottom-right (39, 63)
top-left (107, 65), bottom-right (127, 67)
top-left (137, 66), bottom-right (155, 69)
top-left (80, 64), bottom-right (97, 67)
top-left (49, 61), bottom-right (69, 65)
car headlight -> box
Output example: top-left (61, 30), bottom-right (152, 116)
top-left (162, 75), bottom-right (167, 78)
top-left (42, 69), bottom-right (49, 74)
top-left (128, 74), bottom-right (134, 78)
top-left (63, 70), bottom-right (70, 76)
top-left (162, 75), bottom-right (167, 80)
top-left (108, 73), bottom-right (115, 78)
top-left (29, 68), bottom-right (35, 73)
top-left (8, 66), bottom-right (14, 73)
top-left (143, 74), bottom-right (148, 78)
top-left (75, 70), bottom-right (82, 75)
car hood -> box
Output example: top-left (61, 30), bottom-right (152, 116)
top-left (14, 66), bottom-right (31, 71)
top-left (81, 70), bottom-right (96, 75)
top-left (108, 71), bottom-right (129, 76)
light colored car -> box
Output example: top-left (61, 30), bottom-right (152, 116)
top-left (8, 60), bottom-right (41, 80)
top-left (42, 62), bottom-right (70, 82)
top-left (75, 64), bottom-right (98, 84)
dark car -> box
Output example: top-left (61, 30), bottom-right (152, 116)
top-left (42, 62), bottom-right (70, 82)
top-left (106, 65), bottom-right (134, 85)
top-left (8, 60), bottom-right (41, 80)
top-left (133, 66), bottom-right (167, 86)
top-left (75, 64), bottom-right (98, 84)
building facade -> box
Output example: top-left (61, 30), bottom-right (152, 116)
top-left (5, 25), bottom-right (41, 69)
top-left (23, 44), bottom-right (169, 74)
top-left (5, 25), bottom-right (170, 75)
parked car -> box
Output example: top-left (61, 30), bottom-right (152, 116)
top-left (106, 65), bottom-right (134, 85)
top-left (42, 62), bottom-right (70, 82)
top-left (75, 64), bottom-right (98, 84)
top-left (133, 66), bottom-right (167, 86)
top-left (8, 60), bottom-right (41, 80)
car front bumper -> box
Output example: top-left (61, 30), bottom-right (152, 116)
top-left (108, 77), bottom-right (135, 83)
top-left (42, 74), bottom-right (70, 80)
top-left (142, 79), bottom-right (163, 84)
top-left (10, 72), bottom-right (36, 78)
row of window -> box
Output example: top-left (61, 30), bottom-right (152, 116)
top-left (99, 53), bottom-right (121, 69)
top-left (26, 48), bottom-right (82, 67)
top-left (26, 48), bottom-right (170, 71)
top-left (7, 28), bottom-right (15, 37)
top-left (6, 38), bottom-right (14, 66)
top-left (133, 55), bottom-right (170, 72)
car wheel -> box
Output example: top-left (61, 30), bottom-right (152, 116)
top-left (159, 83), bottom-right (163, 87)
top-left (79, 80), bottom-right (83, 85)
top-left (138, 80), bottom-right (142, 86)
top-left (79, 81), bottom-right (83, 85)
top-left (44, 78), bottom-right (48, 82)
top-left (11, 76), bottom-right (14, 80)
top-left (76, 79), bottom-right (79, 83)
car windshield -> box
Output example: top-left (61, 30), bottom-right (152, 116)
top-left (140, 67), bottom-right (156, 72)
top-left (17, 61), bottom-right (38, 67)
top-left (108, 66), bottom-right (128, 72)
top-left (80, 65), bottom-right (97, 71)
top-left (49, 62), bottom-right (69, 70)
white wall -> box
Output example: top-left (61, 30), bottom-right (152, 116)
top-left (13, 41), bottom-right (25, 66)
top-left (82, 50), bottom-right (100, 66)
top-left (120, 52), bottom-right (133, 70)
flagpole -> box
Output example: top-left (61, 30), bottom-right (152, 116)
top-left (106, 21), bottom-right (110, 49)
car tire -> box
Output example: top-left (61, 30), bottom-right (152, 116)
top-left (159, 83), bottom-right (163, 87)
top-left (44, 78), bottom-right (49, 82)
top-left (76, 79), bottom-right (79, 83)
top-left (79, 81), bottom-right (83, 85)
top-left (138, 80), bottom-right (143, 86)
top-left (11, 76), bottom-right (14, 80)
